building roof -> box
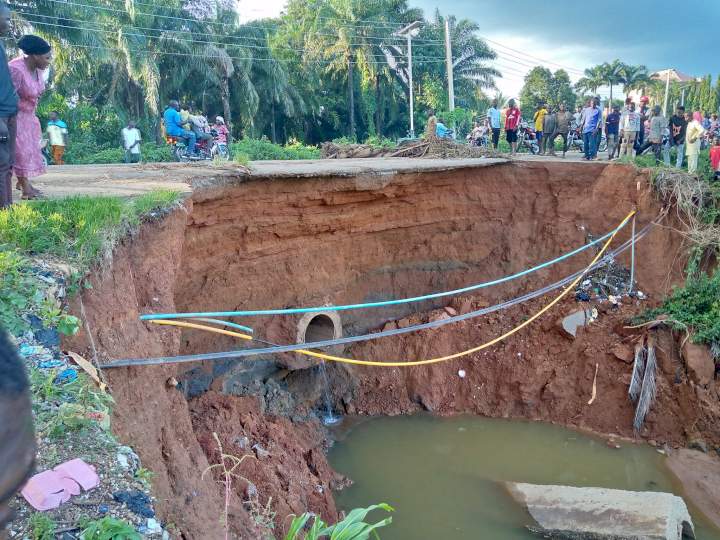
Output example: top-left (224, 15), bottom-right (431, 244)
top-left (650, 69), bottom-right (698, 83)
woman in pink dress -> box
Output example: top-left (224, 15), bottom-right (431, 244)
top-left (9, 35), bottom-right (51, 199)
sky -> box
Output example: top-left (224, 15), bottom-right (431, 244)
top-left (239, 0), bottom-right (719, 99)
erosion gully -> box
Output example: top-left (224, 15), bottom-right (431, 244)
top-left (64, 159), bottom-right (720, 538)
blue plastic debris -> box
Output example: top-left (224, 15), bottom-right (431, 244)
top-left (54, 368), bottom-right (78, 384)
top-left (39, 360), bottom-right (65, 369)
top-left (98, 504), bottom-right (109, 515)
top-left (19, 344), bottom-right (44, 357)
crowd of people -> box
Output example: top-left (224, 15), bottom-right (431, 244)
top-left (470, 96), bottom-right (719, 176)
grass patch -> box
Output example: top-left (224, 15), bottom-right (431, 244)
top-left (0, 190), bottom-right (182, 270)
top-left (30, 365), bottom-right (114, 438)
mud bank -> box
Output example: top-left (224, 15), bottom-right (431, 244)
top-left (63, 160), bottom-right (719, 538)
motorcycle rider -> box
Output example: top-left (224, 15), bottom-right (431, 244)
top-left (163, 100), bottom-right (196, 155)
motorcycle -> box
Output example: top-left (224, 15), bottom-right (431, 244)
top-left (567, 125), bottom-right (608, 154)
top-left (168, 129), bottom-right (229, 162)
top-left (466, 128), bottom-right (490, 149)
top-left (517, 121), bottom-right (539, 154)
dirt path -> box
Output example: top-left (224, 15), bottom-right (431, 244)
top-left (10, 154), bottom-right (614, 199)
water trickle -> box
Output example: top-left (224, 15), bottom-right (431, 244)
top-left (318, 361), bottom-right (340, 425)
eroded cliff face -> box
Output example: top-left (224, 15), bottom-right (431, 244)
top-left (66, 161), bottom-right (708, 539)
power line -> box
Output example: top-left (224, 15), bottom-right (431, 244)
top-left (479, 35), bottom-right (584, 76)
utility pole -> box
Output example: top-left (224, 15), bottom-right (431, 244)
top-left (444, 18), bottom-right (455, 111)
top-left (395, 21), bottom-right (423, 138)
top-left (663, 69), bottom-right (671, 117)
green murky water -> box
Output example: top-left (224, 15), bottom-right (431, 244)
top-left (328, 415), bottom-right (720, 539)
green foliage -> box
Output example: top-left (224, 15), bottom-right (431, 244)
top-left (65, 143), bottom-right (174, 165)
top-left (438, 107), bottom-right (474, 137)
top-left (0, 250), bottom-right (37, 334)
top-left (135, 467), bottom-right (155, 487)
top-left (520, 67), bottom-right (577, 112)
top-left (79, 517), bottom-right (140, 540)
top-left (30, 513), bottom-right (56, 540)
top-left (284, 503), bottom-right (394, 540)
top-left (230, 138), bottom-right (320, 160)
top-left (30, 366), bottom-right (114, 438)
top-left (0, 191), bottom-right (182, 270)
top-left (643, 271), bottom-right (720, 347)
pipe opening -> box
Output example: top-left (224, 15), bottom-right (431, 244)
top-left (303, 314), bottom-right (336, 343)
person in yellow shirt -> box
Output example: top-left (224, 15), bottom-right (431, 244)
top-left (533, 103), bottom-right (547, 154)
top-left (45, 111), bottom-right (68, 165)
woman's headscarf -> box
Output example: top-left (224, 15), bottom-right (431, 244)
top-left (693, 111), bottom-right (703, 123)
top-left (18, 35), bottom-right (51, 55)
top-left (215, 116), bottom-right (225, 125)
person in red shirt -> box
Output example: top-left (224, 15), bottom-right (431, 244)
top-left (505, 99), bottom-right (522, 154)
top-left (710, 137), bottom-right (720, 181)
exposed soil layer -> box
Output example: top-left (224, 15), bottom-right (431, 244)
top-left (64, 161), bottom-right (720, 539)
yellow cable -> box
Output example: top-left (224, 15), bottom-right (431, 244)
top-left (150, 210), bottom-right (635, 367)
top-left (151, 319), bottom-right (254, 341)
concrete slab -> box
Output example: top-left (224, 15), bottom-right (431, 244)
top-left (24, 157), bottom-right (511, 200)
top-left (507, 482), bottom-right (695, 539)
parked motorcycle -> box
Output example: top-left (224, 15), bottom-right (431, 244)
top-left (466, 129), bottom-right (490, 149)
top-left (567, 125), bottom-right (608, 154)
top-left (517, 121), bottom-right (539, 154)
top-left (168, 129), bottom-right (229, 162)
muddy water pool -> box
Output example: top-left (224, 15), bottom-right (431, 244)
top-left (328, 415), bottom-right (720, 539)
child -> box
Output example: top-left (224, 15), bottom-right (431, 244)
top-left (711, 137), bottom-right (720, 181)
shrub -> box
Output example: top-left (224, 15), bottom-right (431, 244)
top-left (231, 138), bottom-right (320, 161)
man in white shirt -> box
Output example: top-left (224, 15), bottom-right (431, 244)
top-left (619, 101), bottom-right (641, 157)
top-left (121, 120), bottom-right (142, 163)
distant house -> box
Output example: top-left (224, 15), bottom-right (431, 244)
top-left (627, 68), bottom-right (701, 111)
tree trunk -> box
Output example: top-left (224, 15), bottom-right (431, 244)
top-left (609, 83), bottom-right (613, 109)
top-left (347, 53), bottom-right (355, 139)
top-left (221, 76), bottom-right (233, 143)
top-left (202, 89), bottom-right (208, 117)
top-left (270, 100), bottom-right (277, 143)
top-left (374, 73), bottom-right (382, 136)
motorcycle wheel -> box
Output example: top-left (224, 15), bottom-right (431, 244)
top-left (530, 143), bottom-right (539, 155)
top-left (599, 139), bottom-right (608, 152)
top-left (173, 144), bottom-right (189, 163)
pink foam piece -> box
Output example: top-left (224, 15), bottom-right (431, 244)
top-left (21, 470), bottom-right (68, 511)
top-left (54, 458), bottom-right (99, 491)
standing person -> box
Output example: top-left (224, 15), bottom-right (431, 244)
top-left (640, 106), bottom-right (667, 161)
top-left (9, 35), bottom-right (51, 200)
top-left (550, 103), bottom-right (573, 158)
top-left (423, 109), bottom-right (437, 140)
top-left (605, 105), bottom-right (621, 160)
top-left (121, 120), bottom-right (141, 163)
top-left (592, 97), bottom-right (603, 158)
top-left (486, 99), bottom-right (501, 149)
top-left (0, 2), bottom-right (18, 209)
top-left (541, 106), bottom-right (556, 155)
top-left (572, 105), bottom-right (583, 128)
top-left (634, 96), bottom-right (650, 152)
top-left (710, 113), bottom-right (719, 133)
top-left (504, 99), bottom-right (522, 154)
top-left (580, 99), bottom-right (601, 160)
top-left (45, 111), bottom-right (67, 165)
top-left (619, 101), bottom-right (640, 157)
top-left (685, 111), bottom-right (706, 174)
top-left (163, 100), bottom-right (196, 155)
top-left (710, 137), bottom-right (720, 181)
top-left (702, 112), bottom-right (711, 131)
top-left (533, 102), bottom-right (547, 153)
top-left (666, 105), bottom-right (687, 168)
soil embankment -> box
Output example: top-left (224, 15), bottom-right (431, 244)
top-left (64, 160), bottom-right (719, 538)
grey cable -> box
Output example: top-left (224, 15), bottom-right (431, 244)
top-left (100, 222), bottom-right (654, 369)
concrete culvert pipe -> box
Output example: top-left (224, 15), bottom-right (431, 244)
top-left (296, 311), bottom-right (343, 350)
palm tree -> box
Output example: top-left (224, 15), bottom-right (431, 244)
top-left (600, 59), bottom-right (625, 106)
top-left (575, 65), bottom-right (604, 95)
top-left (620, 64), bottom-right (650, 97)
